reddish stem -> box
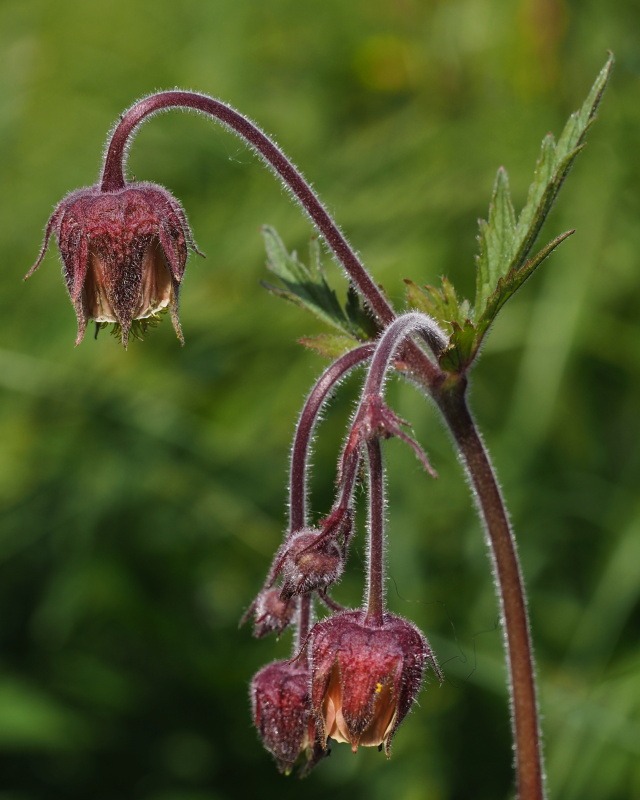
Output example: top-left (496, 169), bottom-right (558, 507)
top-left (364, 438), bottom-right (385, 627)
top-left (100, 92), bottom-right (401, 332)
top-left (289, 344), bottom-right (373, 532)
top-left (435, 381), bottom-right (544, 800)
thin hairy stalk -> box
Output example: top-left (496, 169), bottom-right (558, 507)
top-left (288, 344), bottom-right (373, 652)
top-left (364, 438), bottom-right (385, 627)
top-left (100, 92), bottom-right (405, 332)
top-left (289, 343), bottom-right (374, 532)
top-left (295, 595), bottom-right (312, 653)
top-left (361, 311), bottom-right (447, 399)
top-left (435, 380), bottom-right (544, 800)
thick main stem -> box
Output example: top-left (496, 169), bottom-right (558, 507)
top-left (435, 381), bottom-right (544, 800)
top-left (365, 438), bottom-right (385, 627)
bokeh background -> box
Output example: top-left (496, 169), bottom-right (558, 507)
top-left (1, 1), bottom-right (638, 799)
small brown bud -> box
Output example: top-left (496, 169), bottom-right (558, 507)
top-left (250, 588), bottom-right (297, 638)
top-left (280, 529), bottom-right (344, 600)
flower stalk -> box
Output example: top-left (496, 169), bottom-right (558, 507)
top-left (364, 438), bottom-right (385, 628)
top-left (289, 343), bottom-right (374, 533)
top-left (101, 92), bottom-right (402, 333)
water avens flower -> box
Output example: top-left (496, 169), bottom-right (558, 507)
top-left (26, 182), bottom-right (199, 346)
top-left (309, 609), bottom-right (442, 754)
top-left (250, 659), bottom-right (319, 775)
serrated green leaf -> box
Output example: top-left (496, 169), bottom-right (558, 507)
top-left (512, 53), bottom-right (613, 270)
top-left (513, 133), bottom-right (556, 261)
top-left (262, 226), bottom-right (349, 332)
top-left (455, 55), bottom-right (613, 371)
top-left (261, 226), bottom-right (378, 340)
top-left (474, 229), bottom-right (575, 354)
top-left (474, 166), bottom-right (517, 317)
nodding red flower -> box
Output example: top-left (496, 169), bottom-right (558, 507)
top-left (250, 659), bottom-right (323, 775)
top-left (309, 609), bottom-right (442, 754)
top-left (26, 182), bottom-right (200, 346)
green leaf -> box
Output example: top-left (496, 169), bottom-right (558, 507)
top-left (474, 229), bottom-right (575, 349)
top-left (404, 277), bottom-right (470, 333)
top-left (513, 53), bottom-right (613, 270)
top-left (474, 166), bottom-right (517, 318)
top-left (261, 225), bottom-right (376, 341)
top-left (261, 226), bottom-right (349, 332)
top-left (404, 54), bottom-right (613, 374)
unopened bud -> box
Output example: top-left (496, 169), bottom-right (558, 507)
top-left (280, 529), bottom-right (344, 600)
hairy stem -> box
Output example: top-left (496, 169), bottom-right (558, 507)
top-left (100, 92), bottom-right (401, 329)
top-left (361, 311), bottom-right (447, 399)
top-left (364, 438), bottom-right (385, 627)
top-left (295, 595), bottom-right (312, 653)
top-left (289, 344), bottom-right (373, 532)
top-left (435, 379), bottom-right (544, 800)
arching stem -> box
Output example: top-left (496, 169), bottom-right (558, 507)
top-left (100, 92), bottom-right (402, 332)
top-left (289, 343), bottom-right (374, 533)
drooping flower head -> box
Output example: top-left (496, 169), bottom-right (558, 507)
top-left (26, 182), bottom-right (200, 346)
top-left (250, 659), bottom-right (324, 775)
top-left (309, 609), bottom-right (442, 754)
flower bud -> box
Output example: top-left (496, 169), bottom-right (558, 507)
top-left (309, 609), bottom-right (441, 754)
top-left (250, 588), bottom-right (297, 638)
top-left (250, 660), bottom-right (317, 775)
top-left (27, 182), bottom-right (199, 346)
top-left (280, 529), bottom-right (344, 600)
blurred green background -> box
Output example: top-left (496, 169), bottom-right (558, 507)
top-left (1, 1), bottom-right (639, 798)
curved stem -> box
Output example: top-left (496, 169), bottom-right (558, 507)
top-left (361, 311), bottom-right (447, 399)
top-left (289, 343), bottom-right (374, 533)
top-left (101, 92), bottom-right (398, 328)
top-left (364, 438), bottom-right (385, 627)
top-left (435, 380), bottom-right (544, 800)
top-left (286, 344), bottom-right (373, 654)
